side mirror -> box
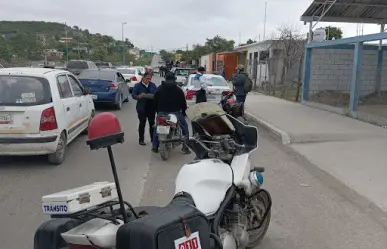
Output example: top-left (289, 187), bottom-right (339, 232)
top-left (83, 88), bottom-right (92, 95)
top-left (138, 72), bottom-right (142, 76)
top-left (177, 82), bottom-right (183, 87)
top-left (125, 79), bottom-right (130, 83)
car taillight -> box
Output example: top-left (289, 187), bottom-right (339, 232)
top-left (40, 107), bottom-right (58, 131)
top-left (222, 91), bottom-right (233, 96)
top-left (157, 116), bottom-right (168, 125)
top-left (110, 83), bottom-right (118, 89)
top-left (131, 76), bottom-right (137, 81)
top-left (68, 245), bottom-right (95, 249)
top-left (186, 90), bottom-right (197, 100)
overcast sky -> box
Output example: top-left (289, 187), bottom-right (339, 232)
top-left (0, 0), bottom-right (383, 51)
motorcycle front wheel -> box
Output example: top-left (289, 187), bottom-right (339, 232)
top-left (246, 189), bottom-right (271, 248)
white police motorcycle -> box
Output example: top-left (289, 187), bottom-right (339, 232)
top-left (34, 103), bottom-right (271, 249)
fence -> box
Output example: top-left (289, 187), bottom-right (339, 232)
top-left (302, 32), bottom-right (387, 127)
top-left (247, 45), bottom-right (305, 102)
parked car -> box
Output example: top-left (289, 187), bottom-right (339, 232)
top-left (182, 73), bottom-right (232, 106)
top-left (136, 66), bottom-right (146, 75)
top-left (0, 67), bottom-right (95, 165)
top-left (170, 67), bottom-right (191, 85)
top-left (78, 68), bottom-right (130, 109)
top-left (95, 61), bottom-right (114, 69)
top-left (117, 67), bottom-right (143, 93)
top-left (66, 60), bottom-right (98, 76)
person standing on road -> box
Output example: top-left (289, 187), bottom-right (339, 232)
top-left (152, 72), bottom-right (191, 154)
top-left (194, 66), bottom-right (207, 104)
top-left (232, 64), bottom-right (252, 104)
top-left (132, 71), bottom-right (158, 146)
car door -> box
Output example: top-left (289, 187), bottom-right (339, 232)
top-left (117, 72), bottom-right (129, 100)
top-left (56, 74), bottom-right (78, 141)
top-left (67, 74), bottom-right (88, 136)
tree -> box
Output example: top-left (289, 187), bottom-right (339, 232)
top-left (205, 35), bottom-right (235, 53)
top-left (270, 25), bottom-right (305, 100)
top-left (246, 39), bottom-right (256, 44)
top-left (159, 49), bottom-right (173, 62)
top-left (0, 37), bottom-right (13, 63)
top-left (325, 26), bottom-right (342, 40)
top-left (91, 46), bottom-right (107, 61)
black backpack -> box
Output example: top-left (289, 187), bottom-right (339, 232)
top-left (244, 75), bottom-right (253, 93)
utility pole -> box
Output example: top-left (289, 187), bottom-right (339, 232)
top-left (263, 1), bottom-right (267, 41)
top-left (121, 22), bottom-right (127, 65)
top-left (64, 22), bottom-right (69, 62)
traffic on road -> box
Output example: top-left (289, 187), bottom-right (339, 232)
top-left (0, 59), bottom-right (387, 249)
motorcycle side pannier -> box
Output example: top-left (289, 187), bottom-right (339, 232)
top-left (116, 193), bottom-right (212, 249)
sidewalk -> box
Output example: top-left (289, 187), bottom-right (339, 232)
top-left (245, 94), bottom-right (387, 213)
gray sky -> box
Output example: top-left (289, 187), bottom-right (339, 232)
top-left (0, 0), bottom-right (382, 51)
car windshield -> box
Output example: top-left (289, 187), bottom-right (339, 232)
top-left (117, 68), bottom-right (136, 74)
top-left (0, 76), bottom-right (51, 106)
top-left (78, 70), bottom-right (116, 81)
top-left (175, 69), bottom-right (189, 76)
top-left (191, 76), bottom-right (228, 88)
top-left (67, 61), bottom-right (88, 69)
top-left (96, 62), bottom-right (109, 67)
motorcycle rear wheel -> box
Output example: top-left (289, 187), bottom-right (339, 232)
top-left (159, 143), bottom-right (169, 161)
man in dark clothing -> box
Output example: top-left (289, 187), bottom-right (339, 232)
top-left (132, 72), bottom-right (158, 145)
top-left (232, 64), bottom-right (248, 103)
top-left (152, 72), bottom-right (190, 154)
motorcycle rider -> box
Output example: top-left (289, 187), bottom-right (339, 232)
top-left (152, 72), bottom-right (191, 154)
top-left (194, 66), bottom-right (207, 103)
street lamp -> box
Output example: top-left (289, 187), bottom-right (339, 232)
top-left (122, 22), bottom-right (127, 65)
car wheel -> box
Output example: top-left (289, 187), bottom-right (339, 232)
top-left (48, 132), bottom-right (67, 165)
top-left (116, 94), bottom-right (122, 110)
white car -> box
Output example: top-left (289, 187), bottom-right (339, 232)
top-left (117, 67), bottom-right (143, 92)
top-left (136, 66), bottom-right (146, 75)
top-left (182, 74), bottom-right (233, 106)
top-left (0, 67), bottom-right (95, 165)
top-left (170, 68), bottom-right (190, 85)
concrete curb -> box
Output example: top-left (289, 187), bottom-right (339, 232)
top-left (245, 111), bottom-right (291, 145)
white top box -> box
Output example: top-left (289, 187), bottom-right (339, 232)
top-left (42, 181), bottom-right (118, 215)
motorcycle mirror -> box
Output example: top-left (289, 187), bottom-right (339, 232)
top-left (86, 112), bottom-right (129, 223)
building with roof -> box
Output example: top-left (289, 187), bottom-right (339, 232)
top-left (301, 0), bottom-right (387, 126)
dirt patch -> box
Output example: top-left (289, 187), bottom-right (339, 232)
top-left (360, 92), bottom-right (387, 105)
top-left (309, 90), bottom-right (350, 107)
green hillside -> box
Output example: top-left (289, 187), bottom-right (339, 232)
top-left (0, 21), bottom-right (137, 65)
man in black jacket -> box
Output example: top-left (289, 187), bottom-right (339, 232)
top-left (152, 72), bottom-right (190, 154)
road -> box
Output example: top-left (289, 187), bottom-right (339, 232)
top-left (0, 75), bottom-right (386, 249)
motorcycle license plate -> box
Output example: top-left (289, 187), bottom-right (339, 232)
top-left (174, 231), bottom-right (202, 249)
top-left (157, 125), bottom-right (170, 134)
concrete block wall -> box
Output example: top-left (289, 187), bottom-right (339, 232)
top-left (309, 48), bottom-right (381, 96)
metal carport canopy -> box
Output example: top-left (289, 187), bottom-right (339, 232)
top-left (300, 0), bottom-right (387, 24)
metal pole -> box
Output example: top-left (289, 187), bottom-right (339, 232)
top-left (77, 41), bottom-right (81, 59)
top-left (65, 23), bottom-right (69, 62)
top-left (263, 1), bottom-right (267, 40)
top-left (122, 22), bottom-right (127, 65)
top-left (107, 146), bottom-right (128, 223)
top-left (308, 21), bottom-right (313, 43)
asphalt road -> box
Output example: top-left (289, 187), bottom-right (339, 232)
top-left (1, 75), bottom-right (387, 249)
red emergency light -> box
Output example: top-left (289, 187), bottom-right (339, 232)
top-left (86, 112), bottom-right (124, 150)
